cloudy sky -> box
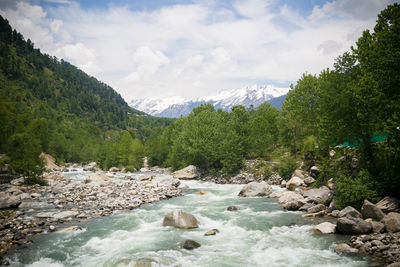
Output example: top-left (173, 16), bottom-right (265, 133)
top-left (0, 0), bottom-right (394, 101)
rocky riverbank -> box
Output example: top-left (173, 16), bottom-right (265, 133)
top-left (0, 169), bottom-right (182, 265)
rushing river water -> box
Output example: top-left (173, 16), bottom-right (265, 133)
top-left (9, 172), bottom-right (373, 267)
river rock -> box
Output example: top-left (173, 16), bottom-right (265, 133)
top-left (336, 216), bottom-right (372, 234)
top-left (149, 176), bottom-right (180, 187)
top-left (52, 211), bottom-right (79, 220)
top-left (280, 180), bottom-right (286, 188)
top-left (285, 176), bottom-right (304, 191)
top-left (108, 167), bottom-right (118, 172)
top-left (58, 226), bottom-right (82, 232)
top-left (19, 201), bottom-right (54, 209)
top-left (85, 172), bottom-right (110, 185)
top-left (382, 212), bottom-right (400, 233)
top-left (307, 204), bottom-right (326, 213)
top-left (302, 186), bottom-right (331, 205)
top-left (371, 221), bottom-right (385, 233)
top-left (183, 240), bottom-right (201, 250)
top-left (292, 169), bottom-right (307, 179)
top-left (238, 182), bottom-right (272, 197)
top-left (310, 166), bottom-right (320, 177)
top-left (376, 197), bottom-right (400, 213)
top-left (361, 199), bottom-right (385, 221)
top-left (313, 222), bottom-right (336, 234)
top-left (204, 229), bottom-right (219, 236)
top-left (227, 206), bottom-right (238, 211)
top-left (278, 191), bottom-right (305, 210)
top-left (10, 177), bottom-right (24, 186)
top-left (0, 192), bottom-right (21, 209)
top-left (139, 174), bottom-right (153, 181)
top-left (173, 165), bottom-right (200, 179)
top-left (162, 210), bottom-right (198, 229)
top-left (334, 243), bottom-right (359, 254)
top-left (338, 206), bottom-right (362, 218)
top-left (303, 177), bottom-right (315, 185)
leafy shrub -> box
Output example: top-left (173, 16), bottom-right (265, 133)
top-left (125, 165), bottom-right (136, 172)
top-left (278, 157), bottom-right (297, 179)
top-left (334, 170), bottom-right (380, 210)
top-left (263, 166), bottom-right (273, 180)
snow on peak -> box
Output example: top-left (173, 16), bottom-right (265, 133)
top-left (129, 85), bottom-right (289, 117)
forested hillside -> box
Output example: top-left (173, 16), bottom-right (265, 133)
top-left (0, 16), bottom-right (172, 181)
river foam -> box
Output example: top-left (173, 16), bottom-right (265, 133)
top-left (9, 178), bottom-right (372, 266)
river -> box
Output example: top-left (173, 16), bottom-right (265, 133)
top-left (9, 172), bottom-right (373, 266)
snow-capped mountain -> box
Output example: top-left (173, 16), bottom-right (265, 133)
top-left (129, 85), bottom-right (289, 118)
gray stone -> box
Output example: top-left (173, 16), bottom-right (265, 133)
top-left (0, 193), bottom-right (21, 209)
top-left (313, 222), bottom-right (336, 234)
top-left (278, 191), bottom-right (306, 209)
top-left (84, 172), bottom-right (110, 185)
top-left (371, 221), bottom-right (385, 233)
top-left (286, 176), bottom-right (304, 191)
top-left (307, 204), bottom-right (326, 213)
top-left (334, 243), bottom-right (359, 254)
top-left (227, 206), bottom-right (238, 211)
top-left (173, 165), bottom-right (200, 179)
top-left (10, 177), bottom-right (24, 186)
top-left (382, 212), bottom-right (400, 233)
top-left (302, 186), bottom-right (331, 205)
top-left (52, 211), bottom-right (79, 220)
top-left (376, 196), bottom-right (400, 213)
top-left (204, 229), bottom-right (219, 236)
top-left (58, 226), bottom-right (82, 232)
top-left (238, 182), bottom-right (272, 197)
top-left (162, 210), bottom-right (198, 229)
top-left (183, 240), bottom-right (201, 250)
top-left (303, 177), bottom-right (315, 185)
top-left (338, 206), bottom-right (362, 218)
top-left (19, 201), bottom-right (54, 209)
top-left (336, 216), bottom-right (372, 235)
top-left (361, 200), bottom-right (385, 221)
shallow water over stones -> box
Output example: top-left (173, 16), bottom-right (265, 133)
top-left (8, 179), bottom-right (374, 267)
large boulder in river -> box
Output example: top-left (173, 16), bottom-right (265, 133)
top-left (361, 200), bottom-right (385, 221)
top-left (238, 182), bottom-right (272, 197)
top-left (302, 186), bottom-right (331, 204)
top-left (183, 240), bottom-right (201, 250)
top-left (285, 176), bottom-right (304, 191)
top-left (173, 165), bottom-right (200, 179)
top-left (338, 206), bottom-right (362, 218)
top-left (149, 175), bottom-right (180, 187)
top-left (382, 212), bottom-right (400, 233)
top-left (376, 196), bottom-right (400, 213)
top-left (163, 210), bottom-right (198, 229)
top-left (313, 222), bottom-right (336, 234)
top-left (278, 191), bottom-right (306, 210)
top-left (84, 172), bottom-right (110, 185)
top-left (336, 216), bottom-right (372, 235)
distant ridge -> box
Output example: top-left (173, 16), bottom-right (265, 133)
top-left (130, 85), bottom-right (289, 118)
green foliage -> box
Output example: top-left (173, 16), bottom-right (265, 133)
top-left (263, 166), bottom-right (273, 180)
top-left (334, 171), bottom-right (380, 210)
top-left (278, 157), bottom-right (297, 180)
top-left (7, 133), bottom-right (44, 183)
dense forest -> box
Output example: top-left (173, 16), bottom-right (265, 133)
top-left (145, 3), bottom-right (400, 208)
top-left (0, 15), bottom-right (173, 182)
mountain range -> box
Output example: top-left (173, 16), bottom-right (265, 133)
top-left (129, 85), bottom-right (289, 118)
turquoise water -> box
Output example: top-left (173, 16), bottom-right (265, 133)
top-left (9, 178), bottom-right (372, 267)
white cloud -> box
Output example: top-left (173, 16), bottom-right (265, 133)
top-left (132, 46), bottom-right (170, 76)
top-left (0, 0), bottom-right (392, 101)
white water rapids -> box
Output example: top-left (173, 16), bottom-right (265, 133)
top-left (9, 172), bottom-right (373, 266)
